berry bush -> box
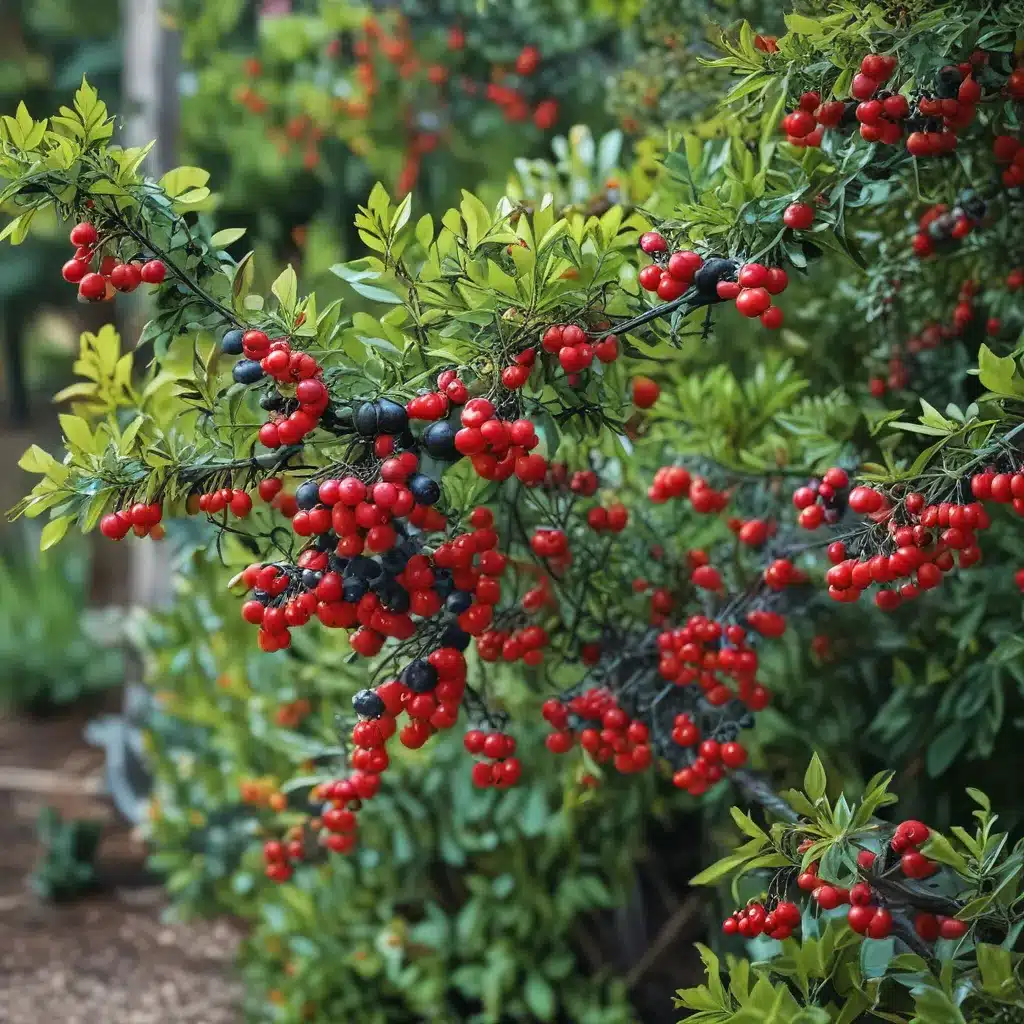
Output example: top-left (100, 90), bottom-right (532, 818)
top-left (5, 0), bottom-right (1024, 1020)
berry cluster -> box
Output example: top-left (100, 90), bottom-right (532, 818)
top-left (994, 133), bottom-right (1024, 188)
top-left (781, 52), bottom-right (998, 159)
top-left (60, 221), bottom-right (166, 302)
top-left (911, 194), bottom-right (986, 259)
top-left (220, 329), bottom-right (330, 449)
top-left (825, 484), bottom-right (994, 609)
top-left (762, 557), bottom-right (808, 591)
top-left (657, 616), bottom-right (771, 711)
top-left (540, 323), bottom-right (619, 373)
top-left (447, 397), bottom-right (547, 485)
top-left (99, 501), bottom-right (164, 541)
top-left (715, 261), bottom-right (789, 328)
top-left (722, 900), bottom-right (801, 940)
top-left (237, 493), bottom-right (502, 653)
top-left (792, 466), bottom-right (850, 529)
top-left (476, 623), bottom-right (550, 665)
top-left (194, 488), bottom-right (253, 518)
top-left (637, 233), bottom-right (705, 302)
top-left (464, 729), bottom-right (521, 787)
top-left (541, 689), bottom-right (653, 773)
top-left (671, 718), bottom-right (749, 796)
top-left (647, 465), bottom-right (729, 513)
top-left (585, 503), bottom-right (629, 533)
top-left (263, 837), bottom-right (304, 883)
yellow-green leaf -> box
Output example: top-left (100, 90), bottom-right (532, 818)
top-left (59, 413), bottom-right (94, 453)
top-left (40, 515), bottom-right (73, 551)
top-left (159, 166), bottom-right (210, 196)
top-left (210, 227), bottom-right (247, 248)
top-left (272, 266), bottom-right (298, 313)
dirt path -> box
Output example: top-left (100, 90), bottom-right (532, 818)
top-left (0, 709), bottom-right (244, 1023)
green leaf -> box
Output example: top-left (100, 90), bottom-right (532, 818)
top-left (523, 973), bottom-right (555, 1021)
top-left (18, 444), bottom-right (61, 476)
top-left (730, 806), bottom-right (769, 843)
top-left (159, 166), bottom-right (210, 197)
top-left (0, 209), bottom-right (36, 245)
top-left (784, 13), bottom-right (824, 35)
top-left (40, 516), bottom-right (72, 551)
top-left (59, 414), bottom-right (94, 453)
top-left (919, 832), bottom-right (971, 875)
top-left (331, 262), bottom-right (403, 304)
top-left (976, 943), bottom-right (1015, 996)
top-left (210, 227), bottom-right (246, 248)
top-left (390, 192), bottom-right (412, 233)
top-left (978, 343), bottom-right (1024, 397)
top-left (271, 266), bottom-right (298, 313)
top-left (690, 852), bottom-right (753, 886)
top-left (415, 213), bottom-right (434, 250)
top-left (804, 753), bottom-right (827, 803)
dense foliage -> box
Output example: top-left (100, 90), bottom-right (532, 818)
top-left (4, 0), bottom-right (1024, 1021)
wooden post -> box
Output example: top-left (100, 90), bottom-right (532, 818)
top-left (123, 0), bottom-right (180, 611)
top-left (86, 0), bottom-right (183, 823)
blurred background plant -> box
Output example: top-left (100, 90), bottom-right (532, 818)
top-left (0, 531), bottom-right (123, 713)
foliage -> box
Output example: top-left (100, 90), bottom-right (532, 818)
top-left (677, 758), bottom-right (1024, 1023)
top-left (141, 552), bottom-right (647, 1022)
top-left (0, 531), bottom-right (122, 711)
top-left (30, 806), bottom-right (103, 902)
top-left (5, 0), bottom-right (1024, 1021)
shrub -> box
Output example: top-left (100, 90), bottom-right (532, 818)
top-left (4, 0), bottom-right (1024, 1019)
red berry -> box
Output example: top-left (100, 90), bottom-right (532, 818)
top-left (78, 272), bottom-right (107, 301)
top-left (69, 222), bottom-right (98, 247)
top-left (848, 486), bottom-right (884, 514)
top-left (140, 259), bottom-right (167, 284)
top-left (735, 287), bottom-right (771, 317)
top-left (851, 73), bottom-right (879, 100)
top-left (631, 376), bottom-right (660, 409)
top-left (62, 259), bottom-right (88, 283)
top-left (639, 231), bottom-right (667, 254)
top-left (637, 264), bottom-right (663, 291)
top-left (783, 202), bottom-right (815, 230)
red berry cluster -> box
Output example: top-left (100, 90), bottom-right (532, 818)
top-left (195, 488), bottom-right (253, 518)
top-left (729, 517), bottom-right (772, 547)
top-left (647, 465), bottom-right (729, 512)
top-left (99, 501), bottom-right (164, 541)
top-left (530, 527), bottom-right (570, 561)
top-left (637, 233), bottom-right (704, 302)
top-left (464, 729), bottom-right (521, 787)
top-left (476, 623), bottom-right (549, 665)
top-left (911, 201), bottom-right (984, 259)
top-left (540, 323), bottom-right (619, 373)
top-left (657, 616), bottom-right (771, 710)
top-left (450, 398), bottom-right (547, 485)
top-left (715, 262), bottom-right (788, 328)
top-left (994, 133), bottom-right (1024, 188)
top-left (61, 221), bottom-right (166, 301)
top-left (585, 503), bottom-right (629, 533)
top-left (825, 485), bottom-right (992, 609)
top-left (239, 331), bottom-right (328, 449)
top-left (237, 502), bottom-right (500, 653)
top-left (762, 557), bottom-right (807, 590)
top-left (500, 347), bottom-right (536, 389)
top-left (671, 721), bottom-right (748, 795)
top-left (792, 466), bottom-right (850, 529)
top-left (889, 818), bottom-right (937, 878)
top-left (541, 689), bottom-right (653, 773)
top-left (722, 900), bottom-right (800, 939)
top-left (263, 838), bottom-right (303, 882)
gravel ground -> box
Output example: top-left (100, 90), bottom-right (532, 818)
top-left (0, 710), bottom-right (244, 1023)
top-left (0, 892), bottom-right (243, 1023)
